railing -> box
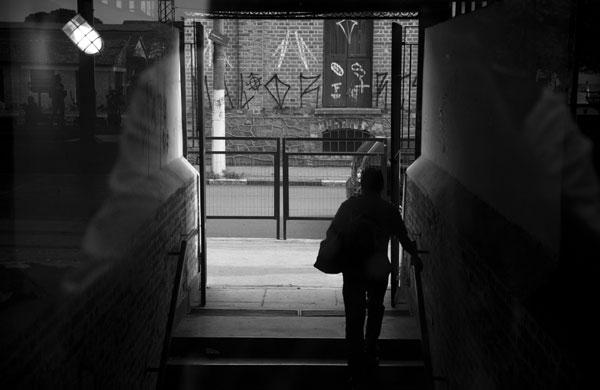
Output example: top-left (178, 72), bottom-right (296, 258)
top-left (149, 227), bottom-right (198, 390)
top-left (205, 136), bottom-right (281, 239)
top-left (281, 137), bottom-right (388, 239)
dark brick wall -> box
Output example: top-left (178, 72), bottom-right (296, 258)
top-left (400, 1), bottom-right (581, 387)
top-left (404, 159), bottom-right (574, 388)
top-left (0, 175), bottom-right (199, 389)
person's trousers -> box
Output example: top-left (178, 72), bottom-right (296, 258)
top-left (342, 271), bottom-right (388, 373)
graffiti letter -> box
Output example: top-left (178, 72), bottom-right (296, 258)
top-left (300, 73), bottom-right (321, 108)
top-left (336, 19), bottom-right (359, 44)
top-left (375, 72), bottom-right (389, 109)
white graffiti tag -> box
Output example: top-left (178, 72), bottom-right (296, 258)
top-left (204, 30), bottom-right (232, 69)
top-left (273, 30), bottom-right (317, 70)
top-left (331, 82), bottom-right (342, 100)
top-left (336, 19), bottom-right (359, 44)
top-left (330, 62), bottom-right (344, 77)
top-left (273, 30), bottom-right (291, 70)
top-left (347, 62), bottom-right (370, 100)
top-left (295, 31), bottom-right (318, 70)
top-left (351, 62), bottom-right (370, 94)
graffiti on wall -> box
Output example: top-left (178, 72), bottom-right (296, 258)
top-left (348, 62), bottom-right (370, 101)
top-left (375, 72), bottom-right (388, 110)
top-left (203, 72), bottom-right (322, 111)
top-left (204, 29), bottom-right (232, 69)
top-left (336, 19), bottom-right (359, 44)
top-left (264, 74), bottom-right (291, 109)
top-left (239, 73), bottom-right (257, 109)
top-left (273, 30), bottom-right (318, 71)
top-left (300, 73), bottom-right (321, 108)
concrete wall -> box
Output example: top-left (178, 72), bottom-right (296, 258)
top-left (1, 27), bottom-right (201, 388)
top-left (404, 1), bottom-right (580, 387)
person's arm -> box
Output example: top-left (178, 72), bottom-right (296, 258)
top-left (391, 206), bottom-right (418, 255)
top-left (329, 200), bottom-right (350, 235)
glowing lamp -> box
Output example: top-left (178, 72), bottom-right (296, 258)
top-left (62, 14), bottom-right (103, 55)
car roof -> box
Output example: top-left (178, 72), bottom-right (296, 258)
top-left (356, 140), bottom-right (384, 153)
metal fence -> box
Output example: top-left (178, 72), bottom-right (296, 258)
top-left (203, 136), bottom-right (390, 239)
top-left (282, 137), bottom-right (388, 239)
top-left (205, 136), bottom-right (280, 239)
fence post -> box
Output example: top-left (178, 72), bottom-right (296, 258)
top-left (282, 139), bottom-right (289, 240)
top-left (275, 138), bottom-right (281, 239)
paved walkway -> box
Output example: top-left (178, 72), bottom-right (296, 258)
top-left (202, 238), bottom-right (404, 311)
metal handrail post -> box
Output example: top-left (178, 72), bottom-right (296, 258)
top-left (412, 257), bottom-right (434, 390)
top-left (275, 139), bottom-right (281, 239)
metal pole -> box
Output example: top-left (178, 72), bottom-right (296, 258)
top-left (275, 139), bottom-right (281, 239)
top-left (211, 20), bottom-right (227, 175)
top-left (177, 22), bottom-right (188, 158)
top-left (282, 139), bottom-right (289, 240)
top-left (390, 23), bottom-right (403, 307)
top-left (194, 22), bottom-right (207, 307)
top-left (77, 0), bottom-right (95, 147)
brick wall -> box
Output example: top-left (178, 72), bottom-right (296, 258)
top-left (405, 160), bottom-right (574, 388)
top-left (0, 172), bottom-right (199, 388)
top-left (183, 17), bottom-right (419, 165)
top-left (0, 31), bottom-right (201, 388)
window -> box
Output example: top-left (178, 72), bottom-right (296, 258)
top-left (322, 128), bottom-right (371, 152)
top-left (322, 19), bottom-right (373, 108)
top-left (116, 0), bottom-right (122, 9)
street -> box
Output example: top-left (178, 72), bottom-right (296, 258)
top-left (206, 184), bottom-right (346, 238)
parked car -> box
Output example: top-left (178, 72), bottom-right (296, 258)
top-left (345, 140), bottom-right (388, 198)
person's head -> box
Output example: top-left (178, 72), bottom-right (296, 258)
top-left (360, 167), bottom-right (384, 195)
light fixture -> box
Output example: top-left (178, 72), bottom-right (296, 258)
top-left (62, 14), bottom-right (103, 55)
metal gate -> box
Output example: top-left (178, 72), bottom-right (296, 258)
top-left (282, 137), bottom-right (388, 239)
top-left (204, 137), bottom-right (281, 239)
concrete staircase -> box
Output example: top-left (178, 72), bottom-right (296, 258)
top-left (164, 307), bottom-right (427, 389)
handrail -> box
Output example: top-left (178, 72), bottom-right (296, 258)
top-left (411, 254), bottom-right (433, 390)
top-left (148, 227), bottom-right (198, 389)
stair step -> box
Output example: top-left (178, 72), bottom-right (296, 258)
top-left (164, 358), bottom-right (426, 390)
top-left (171, 336), bottom-right (421, 360)
top-left (168, 357), bottom-right (423, 366)
top-left (191, 307), bottom-right (411, 317)
top-left (173, 313), bottom-right (419, 339)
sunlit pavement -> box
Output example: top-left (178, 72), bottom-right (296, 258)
top-left (203, 237), bottom-right (399, 311)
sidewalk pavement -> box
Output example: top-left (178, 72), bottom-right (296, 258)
top-left (193, 165), bottom-right (352, 186)
top-left (200, 237), bottom-right (403, 311)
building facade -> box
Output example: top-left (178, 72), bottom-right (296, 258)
top-left (184, 17), bottom-right (419, 165)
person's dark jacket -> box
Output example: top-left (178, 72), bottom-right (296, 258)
top-left (329, 193), bottom-right (416, 273)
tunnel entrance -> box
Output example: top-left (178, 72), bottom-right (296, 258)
top-left (182, 13), bottom-right (420, 308)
